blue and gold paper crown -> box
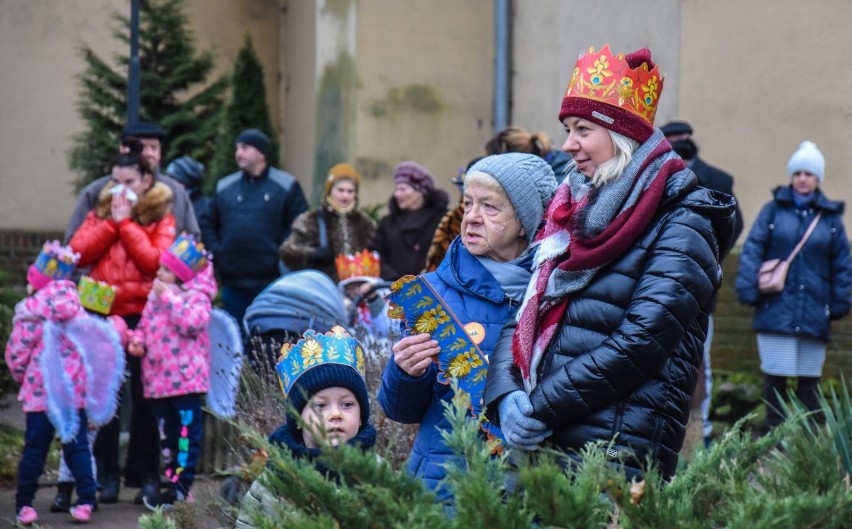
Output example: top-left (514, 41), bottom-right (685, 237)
top-left (161, 233), bottom-right (209, 282)
top-left (276, 325), bottom-right (366, 399)
top-left (77, 275), bottom-right (117, 315)
top-left (386, 275), bottom-right (504, 449)
top-left (27, 241), bottom-right (79, 289)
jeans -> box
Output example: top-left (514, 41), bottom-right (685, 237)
top-left (17, 410), bottom-right (97, 509)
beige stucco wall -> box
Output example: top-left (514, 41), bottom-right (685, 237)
top-left (4, 0), bottom-right (852, 239)
top-left (0, 0), bottom-right (124, 231)
top-left (0, 0), bottom-right (279, 232)
top-left (678, 0), bottom-right (852, 243)
top-left (352, 0), bottom-right (494, 211)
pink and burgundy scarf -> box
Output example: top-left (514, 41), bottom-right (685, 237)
top-left (512, 130), bottom-right (687, 392)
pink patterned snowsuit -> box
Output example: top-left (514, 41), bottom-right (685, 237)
top-left (125, 261), bottom-right (217, 499)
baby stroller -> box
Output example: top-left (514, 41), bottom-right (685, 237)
top-left (242, 269), bottom-right (346, 371)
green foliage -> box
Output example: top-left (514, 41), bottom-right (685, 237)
top-left (0, 269), bottom-right (24, 408)
top-left (235, 379), bottom-right (852, 529)
top-left (0, 423), bottom-right (24, 486)
top-left (68, 0), bottom-right (227, 192)
top-left (138, 506), bottom-right (177, 529)
top-left (208, 34), bottom-right (279, 189)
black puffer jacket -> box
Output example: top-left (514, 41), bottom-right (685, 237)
top-left (485, 170), bottom-right (735, 480)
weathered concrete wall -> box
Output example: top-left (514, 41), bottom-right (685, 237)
top-left (352, 0), bottom-right (494, 211)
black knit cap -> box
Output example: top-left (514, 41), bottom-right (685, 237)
top-left (288, 362), bottom-right (371, 428)
top-left (236, 128), bottom-right (271, 157)
top-left (659, 121), bottom-right (693, 138)
top-left (121, 121), bottom-right (165, 140)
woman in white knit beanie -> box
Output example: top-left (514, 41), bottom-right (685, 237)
top-left (736, 140), bottom-right (852, 431)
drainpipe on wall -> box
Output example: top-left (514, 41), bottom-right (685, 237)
top-left (127, 0), bottom-right (140, 125)
top-left (494, 0), bottom-right (509, 133)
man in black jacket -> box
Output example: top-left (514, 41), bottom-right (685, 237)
top-left (661, 120), bottom-right (743, 447)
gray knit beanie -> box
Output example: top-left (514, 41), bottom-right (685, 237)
top-left (466, 153), bottom-right (558, 243)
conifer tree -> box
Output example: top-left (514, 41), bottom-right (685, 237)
top-left (68, 0), bottom-right (226, 192)
top-left (208, 34), bottom-right (280, 189)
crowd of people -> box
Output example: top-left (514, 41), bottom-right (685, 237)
top-left (5, 41), bottom-right (850, 526)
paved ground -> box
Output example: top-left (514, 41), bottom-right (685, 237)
top-left (0, 401), bottom-right (232, 528)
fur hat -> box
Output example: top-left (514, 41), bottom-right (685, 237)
top-left (788, 140), bottom-right (825, 183)
top-left (393, 161), bottom-right (434, 195)
top-left (465, 153), bottom-right (558, 244)
top-left (236, 128), bottom-right (271, 158)
top-left (324, 163), bottom-right (361, 196)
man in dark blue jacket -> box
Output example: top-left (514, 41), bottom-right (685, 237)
top-left (202, 128), bottom-right (308, 327)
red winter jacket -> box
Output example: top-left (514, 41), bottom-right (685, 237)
top-left (70, 181), bottom-right (176, 316)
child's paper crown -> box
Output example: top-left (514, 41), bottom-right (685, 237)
top-left (27, 241), bottom-right (80, 290)
top-left (276, 325), bottom-right (366, 401)
top-left (335, 249), bottom-right (381, 283)
top-left (77, 276), bottom-right (117, 315)
top-left (160, 233), bottom-right (209, 282)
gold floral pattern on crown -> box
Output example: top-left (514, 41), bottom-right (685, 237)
top-left (564, 44), bottom-right (664, 125)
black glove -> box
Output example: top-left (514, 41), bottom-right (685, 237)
top-left (309, 246), bottom-right (335, 266)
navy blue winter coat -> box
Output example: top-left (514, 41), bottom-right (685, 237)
top-left (485, 170), bottom-right (736, 481)
top-left (735, 186), bottom-right (852, 341)
top-left (378, 237), bottom-right (529, 502)
top-left (202, 167), bottom-right (308, 290)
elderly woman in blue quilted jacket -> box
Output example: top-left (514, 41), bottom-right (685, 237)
top-left (377, 153), bottom-right (557, 503)
top-left (484, 45), bottom-right (735, 482)
top-left (736, 141), bottom-right (852, 430)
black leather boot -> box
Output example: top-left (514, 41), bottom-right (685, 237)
top-left (98, 475), bottom-right (120, 504)
top-left (51, 481), bottom-right (74, 512)
top-left (135, 477), bottom-right (160, 506)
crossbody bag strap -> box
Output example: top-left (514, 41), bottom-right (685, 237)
top-left (785, 211), bottom-right (822, 263)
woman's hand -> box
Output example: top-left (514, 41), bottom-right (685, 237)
top-left (111, 192), bottom-right (132, 222)
top-left (392, 333), bottom-right (440, 377)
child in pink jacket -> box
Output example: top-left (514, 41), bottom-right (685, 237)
top-left (5, 242), bottom-right (123, 525)
top-left (123, 234), bottom-right (216, 509)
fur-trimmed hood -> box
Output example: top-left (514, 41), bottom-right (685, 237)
top-left (95, 181), bottom-right (173, 225)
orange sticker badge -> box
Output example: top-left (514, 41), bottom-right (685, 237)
top-left (464, 322), bottom-right (486, 345)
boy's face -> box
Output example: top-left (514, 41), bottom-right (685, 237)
top-left (300, 386), bottom-right (361, 449)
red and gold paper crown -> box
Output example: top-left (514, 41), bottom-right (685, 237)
top-left (335, 250), bottom-right (381, 282)
top-left (559, 44), bottom-right (664, 142)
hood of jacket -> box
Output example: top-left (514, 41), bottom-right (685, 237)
top-left (25, 279), bottom-right (84, 323)
top-left (662, 167), bottom-right (737, 261)
top-left (95, 180), bottom-right (173, 226)
top-left (772, 185), bottom-right (845, 214)
top-left (183, 261), bottom-right (218, 299)
top-left (435, 236), bottom-right (530, 305)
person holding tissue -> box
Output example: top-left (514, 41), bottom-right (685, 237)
top-left (69, 145), bottom-right (176, 505)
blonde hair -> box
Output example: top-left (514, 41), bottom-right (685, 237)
top-left (485, 126), bottom-right (552, 157)
top-left (567, 130), bottom-right (639, 187)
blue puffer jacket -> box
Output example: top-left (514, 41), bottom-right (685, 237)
top-left (735, 186), bottom-right (852, 340)
top-left (378, 237), bottom-right (529, 502)
top-left (202, 167), bottom-right (308, 290)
